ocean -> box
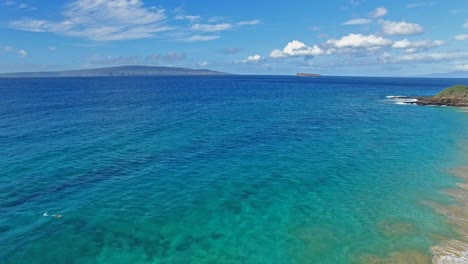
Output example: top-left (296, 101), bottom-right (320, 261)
top-left (0, 76), bottom-right (467, 263)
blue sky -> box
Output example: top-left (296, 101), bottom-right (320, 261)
top-left (1, 0), bottom-right (467, 76)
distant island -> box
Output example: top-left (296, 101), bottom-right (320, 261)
top-left (421, 71), bottom-right (468, 78)
top-left (0, 65), bottom-right (229, 78)
top-left (414, 85), bottom-right (468, 107)
top-left (296, 73), bottom-right (322, 77)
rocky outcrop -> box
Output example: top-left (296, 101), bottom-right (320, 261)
top-left (415, 85), bottom-right (468, 107)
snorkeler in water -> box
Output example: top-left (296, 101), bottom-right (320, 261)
top-left (43, 212), bottom-right (62, 218)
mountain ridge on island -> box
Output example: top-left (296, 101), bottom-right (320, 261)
top-left (296, 73), bottom-right (322, 77)
top-left (0, 65), bottom-right (230, 78)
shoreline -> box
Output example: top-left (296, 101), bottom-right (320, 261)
top-left (430, 167), bottom-right (468, 263)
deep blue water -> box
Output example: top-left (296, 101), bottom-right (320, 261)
top-left (0, 76), bottom-right (467, 263)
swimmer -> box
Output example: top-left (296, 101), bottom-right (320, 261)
top-left (43, 212), bottom-right (62, 218)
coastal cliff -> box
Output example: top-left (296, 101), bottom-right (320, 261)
top-left (415, 85), bottom-right (468, 107)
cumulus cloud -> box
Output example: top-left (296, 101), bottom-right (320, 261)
top-left (379, 20), bottom-right (424, 36)
top-left (455, 34), bottom-right (468, 41)
top-left (247, 54), bottom-right (262, 62)
top-left (327, 34), bottom-right (392, 48)
top-left (17, 49), bottom-right (28, 57)
top-left (369, 7), bottom-right (388, 18)
top-left (0, 45), bottom-right (28, 57)
top-left (237, 54), bottom-right (263, 63)
top-left (9, 0), bottom-right (172, 41)
top-left (269, 33), bottom-right (447, 63)
top-left (323, 35), bottom-right (393, 55)
top-left (392, 39), bottom-right (445, 53)
top-left (269, 40), bottom-right (324, 58)
top-left (343, 19), bottom-right (373, 25)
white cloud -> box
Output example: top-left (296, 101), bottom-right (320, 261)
top-left (406, 2), bottom-right (435, 8)
top-left (247, 54), bottom-right (262, 62)
top-left (379, 20), bottom-right (424, 36)
top-left (9, 0), bottom-right (172, 41)
top-left (180, 35), bottom-right (220, 42)
top-left (270, 40), bottom-right (324, 58)
top-left (269, 34), bottom-right (446, 63)
top-left (0, 45), bottom-right (27, 57)
top-left (392, 39), bottom-right (445, 53)
top-left (237, 20), bottom-right (261, 26)
top-left (369, 7), bottom-right (388, 18)
top-left (327, 34), bottom-right (392, 48)
top-left (349, 0), bottom-right (365, 6)
top-left (175, 15), bottom-right (200, 23)
top-left (18, 3), bottom-right (35, 10)
top-left (464, 20), bottom-right (468, 29)
top-left (455, 64), bottom-right (468, 71)
top-left (394, 52), bottom-right (468, 63)
top-left (455, 34), bottom-right (468, 41)
top-left (1, 45), bottom-right (14, 52)
top-left (191, 23), bottom-right (232, 32)
top-left (3, 1), bottom-right (36, 10)
top-left (9, 1), bottom-right (261, 42)
top-left (343, 18), bottom-right (373, 25)
top-left (237, 54), bottom-right (263, 63)
top-left (451, 9), bottom-right (464, 14)
top-left (48, 46), bottom-right (57, 51)
top-left (17, 49), bottom-right (27, 57)
top-left (190, 20), bottom-right (260, 32)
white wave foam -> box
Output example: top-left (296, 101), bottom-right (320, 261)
top-left (393, 98), bottom-right (418, 105)
top-left (432, 240), bottom-right (468, 264)
top-left (386, 95), bottom-right (409, 99)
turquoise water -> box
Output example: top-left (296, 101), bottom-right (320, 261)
top-left (0, 76), bottom-right (467, 263)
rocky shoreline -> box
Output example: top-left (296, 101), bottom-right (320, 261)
top-left (413, 96), bottom-right (468, 107)
top-left (389, 85), bottom-right (468, 107)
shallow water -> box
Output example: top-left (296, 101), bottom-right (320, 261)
top-left (0, 76), bottom-right (467, 263)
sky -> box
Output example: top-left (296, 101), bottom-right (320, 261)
top-left (0, 0), bottom-right (468, 76)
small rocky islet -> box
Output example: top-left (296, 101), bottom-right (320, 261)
top-left (394, 85), bottom-right (468, 107)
